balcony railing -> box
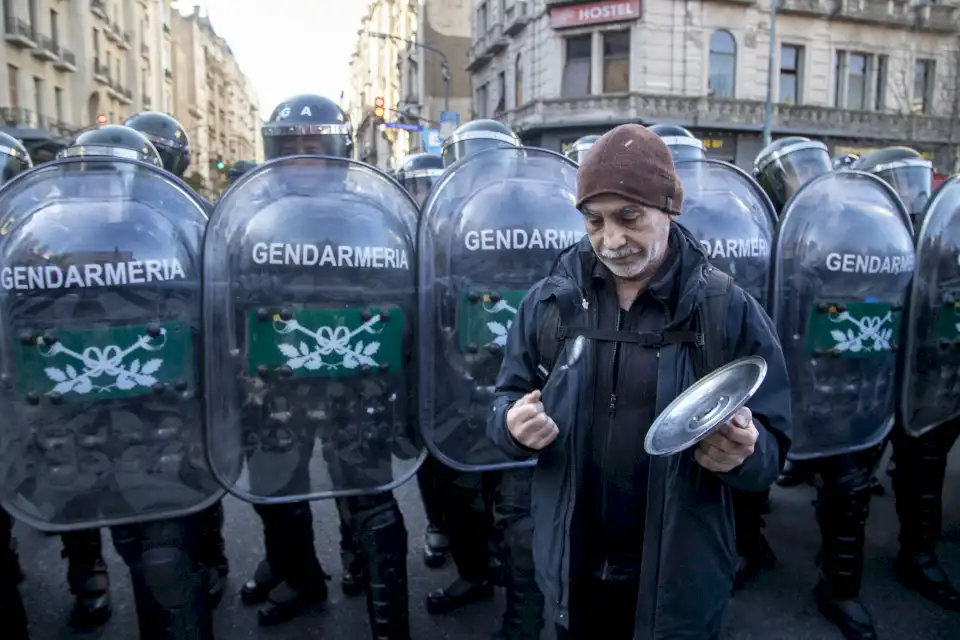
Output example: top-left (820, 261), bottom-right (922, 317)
top-left (4, 17), bottom-right (36, 48)
top-left (500, 93), bottom-right (958, 145)
top-left (53, 46), bottom-right (76, 71)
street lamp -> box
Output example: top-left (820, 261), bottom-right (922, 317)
top-left (365, 31), bottom-right (450, 112)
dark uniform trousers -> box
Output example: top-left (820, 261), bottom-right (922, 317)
top-left (415, 454), bottom-right (450, 536)
top-left (890, 416), bottom-right (960, 607)
top-left (1, 508), bottom-right (28, 640)
top-left (444, 465), bottom-right (544, 639)
top-left (250, 416), bottom-right (412, 639)
top-left (793, 443), bottom-right (887, 601)
top-left (110, 511), bottom-right (215, 640)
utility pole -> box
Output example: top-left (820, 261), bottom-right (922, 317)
top-left (367, 31), bottom-right (450, 111)
top-left (762, 1), bottom-right (779, 148)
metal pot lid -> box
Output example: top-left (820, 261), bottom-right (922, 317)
top-left (644, 355), bottom-right (767, 457)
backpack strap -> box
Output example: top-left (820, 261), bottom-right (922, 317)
top-left (690, 266), bottom-right (734, 380)
top-left (536, 300), bottom-right (562, 383)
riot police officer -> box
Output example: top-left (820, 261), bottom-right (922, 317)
top-left (420, 119), bottom-right (546, 639)
top-left (647, 124), bottom-right (706, 163)
top-left (0, 130), bottom-right (32, 640)
top-left (765, 141), bottom-right (914, 639)
top-left (565, 135), bottom-right (600, 164)
top-left (9, 125), bottom-right (220, 639)
top-left (232, 94), bottom-right (414, 636)
top-left (857, 147), bottom-right (960, 611)
top-left (757, 137), bottom-right (832, 496)
top-left (47, 124), bottom-right (164, 627)
top-left (125, 111), bottom-right (229, 597)
top-left (395, 152), bottom-right (442, 208)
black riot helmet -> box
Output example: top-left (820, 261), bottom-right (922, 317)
top-left (227, 160), bottom-right (258, 185)
top-left (0, 131), bottom-right (32, 184)
top-left (59, 124), bottom-right (163, 167)
top-left (832, 153), bottom-right (859, 170)
top-left (854, 146), bottom-right (932, 217)
top-left (566, 135), bottom-right (601, 164)
top-left (395, 152), bottom-right (443, 206)
top-left (262, 94), bottom-right (353, 160)
top-left (647, 124), bottom-right (705, 163)
top-left (441, 119), bottom-right (519, 168)
top-left (753, 136), bottom-right (831, 212)
top-left (123, 111), bottom-right (191, 177)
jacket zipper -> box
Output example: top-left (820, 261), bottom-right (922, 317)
top-left (556, 287), bottom-right (594, 613)
top-left (599, 307), bottom-right (623, 581)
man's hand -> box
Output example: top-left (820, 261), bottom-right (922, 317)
top-left (694, 406), bottom-right (758, 473)
top-left (506, 389), bottom-right (558, 450)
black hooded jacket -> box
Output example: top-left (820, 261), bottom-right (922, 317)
top-left (487, 223), bottom-right (791, 639)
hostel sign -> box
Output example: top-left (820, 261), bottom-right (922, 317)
top-left (550, 0), bottom-right (642, 29)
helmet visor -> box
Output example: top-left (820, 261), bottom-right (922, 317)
top-left (757, 141), bottom-right (831, 207)
top-left (147, 138), bottom-right (191, 177)
top-left (441, 130), bottom-right (518, 167)
top-left (399, 169), bottom-right (442, 207)
top-left (263, 123), bottom-right (350, 160)
top-left (876, 159), bottom-right (932, 215)
top-left (664, 137), bottom-right (706, 163)
top-left (58, 145), bottom-right (162, 167)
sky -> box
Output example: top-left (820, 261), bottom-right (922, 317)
top-left (173, 1), bottom-right (371, 115)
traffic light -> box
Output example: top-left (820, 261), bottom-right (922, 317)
top-left (216, 159), bottom-right (225, 171)
top-left (96, 114), bottom-right (107, 126)
top-left (374, 97), bottom-right (385, 119)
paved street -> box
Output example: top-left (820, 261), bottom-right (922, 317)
top-left (12, 445), bottom-right (960, 639)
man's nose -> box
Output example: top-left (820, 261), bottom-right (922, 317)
top-left (603, 220), bottom-right (627, 249)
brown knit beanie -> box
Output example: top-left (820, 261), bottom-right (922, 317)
top-left (576, 124), bottom-right (684, 215)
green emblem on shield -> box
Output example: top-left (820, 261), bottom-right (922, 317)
top-left (247, 306), bottom-right (403, 378)
top-left (806, 302), bottom-right (901, 357)
top-left (13, 321), bottom-right (193, 401)
top-left (457, 289), bottom-right (527, 352)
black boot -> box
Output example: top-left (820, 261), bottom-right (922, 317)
top-left (892, 427), bottom-right (960, 610)
top-left (423, 524), bottom-right (449, 569)
top-left (62, 528), bottom-right (112, 627)
top-left (195, 502), bottom-right (229, 609)
top-left (814, 485), bottom-right (877, 640)
top-left (339, 517), bottom-right (367, 597)
top-left (355, 501), bottom-right (411, 640)
top-left (252, 502), bottom-right (329, 627)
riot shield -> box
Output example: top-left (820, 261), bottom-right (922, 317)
top-left (674, 159), bottom-right (776, 305)
top-left (203, 156), bottom-right (423, 503)
top-left (771, 170), bottom-right (915, 459)
top-left (419, 146), bottom-right (583, 471)
top-left (899, 176), bottom-right (960, 436)
top-left (0, 157), bottom-right (221, 531)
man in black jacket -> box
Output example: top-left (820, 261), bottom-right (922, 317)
top-left (487, 125), bottom-right (792, 640)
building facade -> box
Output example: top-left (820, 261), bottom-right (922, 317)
top-left (349, 0), bottom-right (419, 170)
top-left (168, 4), bottom-right (261, 195)
top-left (394, 0), bottom-right (473, 159)
top-left (470, 0), bottom-right (960, 170)
top-left (1, 0), bottom-right (87, 159)
top-left (0, 1), bottom-right (259, 187)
